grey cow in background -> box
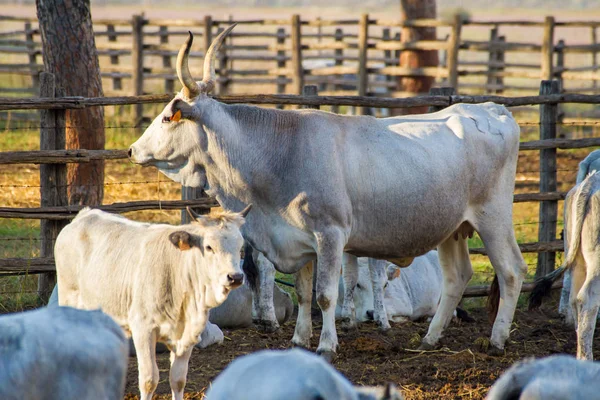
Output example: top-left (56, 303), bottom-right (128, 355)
top-left (486, 355), bottom-right (600, 400)
top-left (205, 348), bottom-right (403, 400)
top-left (559, 149), bottom-right (600, 323)
top-left (0, 306), bottom-right (128, 400)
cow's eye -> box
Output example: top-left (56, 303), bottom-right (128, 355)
top-left (205, 245), bottom-right (214, 253)
top-left (356, 283), bottom-right (362, 290)
top-left (162, 115), bottom-right (171, 123)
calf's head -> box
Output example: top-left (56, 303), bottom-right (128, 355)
top-left (169, 205), bottom-right (250, 306)
top-left (128, 25), bottom-right (237, 187)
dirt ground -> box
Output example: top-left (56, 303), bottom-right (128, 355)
top-left (122, 302), bottom-right (594, 400)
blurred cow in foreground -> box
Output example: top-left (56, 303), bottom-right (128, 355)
top-left (55, 207), bottom-right (249, 400)
top-left (486, 355), bottom-right (600, 400)
top-left (0, 306), bottom-right (128, 400)
top-left (205, 348), bottom-right (403, 400)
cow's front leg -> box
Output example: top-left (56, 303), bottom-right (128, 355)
top-left (340, 253), bottom-right (358, 330)
top-left (368, 258), bottom-right (391, 331)
top-left (131, 328), bottom-right (159, 400)
top-left (315, 229), bottom-right (345, 361)
top-left (291, 261), bottom-right (314, 348)
top-left (251, 251), bottom-right (280, 333)
top-left (169, 346), bottom-right (194, 400)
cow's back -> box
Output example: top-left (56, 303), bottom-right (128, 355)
top-left (0, 307), bottom-right (128, 400)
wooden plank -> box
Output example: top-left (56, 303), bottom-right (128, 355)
top-left (373, 40), bottom-right (448, 51)
top-left (470, 240), bottom-right (564, 256)
top-left (536, 80), bottom-right (560, 279)
top-left (428, 87), bottom-right (455, 113)
top-left (462, 280), bottom-right (562, 298)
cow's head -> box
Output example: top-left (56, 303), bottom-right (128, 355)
top-left (353, 264), bottom-right (392, 322)
top-left (128, 25), bottom-right (237, 188)
top-left (169, 204), bottom-right (251, 306)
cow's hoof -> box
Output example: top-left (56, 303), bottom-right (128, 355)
top-left (340, 317), bottom-right (357, 331)
top-left (417, 341), bottom-right (436, 351)
top-left (291, 339), bottom-right (311, 350)
top-left (487, 345), bottom-right (505, 357)
top-left (253, 319), bottom-right (280, 333)
top-left (474, 336), bottom-right (504, 356)
top-left (316, 349), bottom-right (337, 363)
top-left (377, 321), bottom-right (392, 332)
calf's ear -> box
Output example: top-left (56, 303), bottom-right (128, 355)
top-left (169, 231), bottom-right (193, 251)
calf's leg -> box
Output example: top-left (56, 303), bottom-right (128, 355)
top-left (132, 329), bottom-right (159, 400)
top-left (340, 253), bottom-right (358, 329)
top-left (291, 261), bottom-right (314, 348)
top-left (368, 258), bottom-right (391, 331)
top-left (169, 346), bottom-right (194, 400)
top-left (421, 235), bottom-right (472, 349)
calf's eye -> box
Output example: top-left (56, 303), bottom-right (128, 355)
top-left (205, 245), bottom-right (214, 253)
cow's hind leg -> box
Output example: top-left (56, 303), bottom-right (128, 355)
top-left (291, 261), bottom-right (314, 349)
top-left (252, 251), bottom-right (279, 333)
top-left (575, 256), bottom-right (600, 360)
top-left (368, 258), bottom-right (391, 330)
top-left (340, 253), bottom-right (358, 330)
top-left (315, 229), bottom-right (345, 361)
top-left (132, 329), bottom-right (159, 400)
top-left (169, 346), bottom-right (194, 400)
top-left (421, 235), bottom-right (472, 349)
top-left (478, 221), bottom-right (526, 352)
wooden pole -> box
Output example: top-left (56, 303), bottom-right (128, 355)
top-left (38, 72), bottom-right (68, 303)
top-left (291, 14), bottom-right (304, 98)
top-left (204, 15), bottom-right (213, 57)
top-left (541, 16), bottom-right (555, 81)
top-left (555, 39), bottom-right (565, 92)
top-left (536, 80), bottom-right (560, 279)
top-left (303, 85), bottom-right (319, 110)
top-left (427, 87), bottom-right (455, 113)
top-left (331, 28), bottom-right (344, 114)
top-left (218, 26), bottom-right (230, 95)
top-left (159, 26), bottom-right (174, 93)
top-left (107, 24), bottom-right (122, 92)
top-left (487, 28), bottom-right (499, 94)
top-left (446, 14), bottom-right (462, 90)
top-left (592, 27), bottom-right (597, 93)
top-left (357, 14), bottom-right (369, 116)
top-left (25, 22), bottom-right (39, 94)
top-left (276, 27), bottom-right (287, 109)
top-left (131, 15), bottom-right (145, 124)
top-left (497, 36), bottom-right (506, 94)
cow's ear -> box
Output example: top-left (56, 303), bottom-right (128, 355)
top-left (165, 99), bottom-right (195, 122)
top-left (169, 231), bottom-right (193, 251)
top-left (392, 268), bottom-right (401, 280)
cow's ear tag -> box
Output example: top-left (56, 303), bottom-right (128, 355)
top-left (178, 239), bottom-right (191, 251)
top-left (392, 269), bottom-right (401, 280)
top-left (170, 109), bottom-right (182, 122)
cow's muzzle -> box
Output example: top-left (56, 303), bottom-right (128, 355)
top-left (227, 273), bottom-right (244, 288)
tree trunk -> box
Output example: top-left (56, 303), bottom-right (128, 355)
top-left (393, 0), bottom-right (438, 115)
top-left (36, 0), bottom-right (104, 206)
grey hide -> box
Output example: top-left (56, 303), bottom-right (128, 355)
top-left (0, 306), bottom-right (128, 400)
top-left (129, 27), bottom-right (527, 358)
top-left (205, 348), bottom-right (403, 400)
top-left (560, 149), bottom-right (600, 323)
top-left (486, 355), bottom-right (600, 400)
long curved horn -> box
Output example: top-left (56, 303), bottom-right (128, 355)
top-left (199, 23), bottom-right (237, 94)
top-left (176, 32), bottom-right (200, 99)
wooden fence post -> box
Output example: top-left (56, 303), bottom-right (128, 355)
top-left (357, 13), bottom-right (369, 115)
top-left (203, 15), bottom-right (213, 56)
top-left (303, 85), bottom-right (319, 110)
top-left (107, 24), bottom-right (122, 92)
top-left (487, 28), bottom-right (502, 94)
top-left (541, 16), bottom-right (555, 81)
top-left (393, 32), bottom-right (401, 61)
top-left (218, 26), bottom-right (230, 95)
top-left (291, 14), bottom-right (304, 97)
top-left (25, 22), bottom-right (39, 94)
top-left (159, 26), bottom-right (174, 93)
top-left (536, 80), bottom-right (560, 279)
top-left (276, 27), bottom-right (287, 108)
top-left (38, 72), bottom-right (68, 303)
top-left (131, 15), bottom-right (145, 124)
top-left (496, 36), bottom-right (506, 94)
top-left (592, 27), bottom-right (597, 93)
top-left (446, 14), bottom-right (462, 90)
top-left (331, 28), bottom-right (344, 114)
top-left (427, 87), bottom-right (454, 113)
top-left (555, 39), bottom-right (565, 91)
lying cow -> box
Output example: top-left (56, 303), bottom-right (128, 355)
top-left (0, 306), bottom-right (128, 400)
top-left (337, 252), bottom-right (472, 324)
top-left (486, 355), bottom-right (600, 400)
top-left (205, 348), bottom-right (403, 400)
top-left (529, 171), bottom-right (600, 360)
top-left (55, 206), bottom-right (249, 400)
top-left (559, 149), bottom-right (600, 323)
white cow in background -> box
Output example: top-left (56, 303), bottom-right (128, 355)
top-left (205, 348), bottom-right (403, 400)
top-left (529, 171), bottom-right (600, 360)
top-left (129, 25), bottom-right (526, 359)
top-left (486, 355), bottom-right (600, 400)
top-left (55, 206), bottom-right (249, 400)
top-left (0, 306), bottom-right (128, 400)
top-left (559, 149), bottom-right (600, 323)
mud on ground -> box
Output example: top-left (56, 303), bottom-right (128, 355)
top-left (123, 304), bottom-right (594, 399)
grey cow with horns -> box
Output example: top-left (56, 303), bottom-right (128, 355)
top-left (128, 24), bottom-right (527, 359)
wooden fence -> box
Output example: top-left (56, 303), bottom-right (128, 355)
top-left (1, 77), bottom-right (600, 298)
top-left (2, 14), bottom-right (600, 122)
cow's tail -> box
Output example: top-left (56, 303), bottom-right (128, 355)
top-left (528, 173), bottom-right (595, 310)
top-left (242, 243), bottom-right (259, 291)
top-left (487, 275), bottom-right (500, 324)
